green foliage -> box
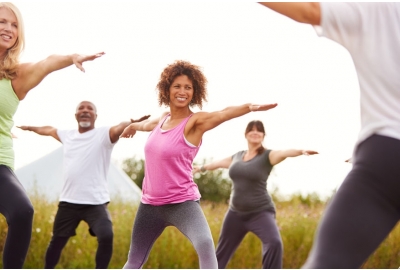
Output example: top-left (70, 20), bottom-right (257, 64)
top-left (193, 159), bottom-right (232, 203)
top-left (122, 156), bottom-right (145, 189)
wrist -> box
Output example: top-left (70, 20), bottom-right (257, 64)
top-left (200, 165), bottom-right (207, 173)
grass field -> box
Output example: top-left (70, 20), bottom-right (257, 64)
top-left (0, 192), bottom-right (399, 268)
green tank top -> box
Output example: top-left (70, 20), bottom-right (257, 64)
top-left (0, 79), bottom-right (19, 170)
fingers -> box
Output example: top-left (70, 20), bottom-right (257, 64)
top-left (250, 103), bottom-right (278, 111)
top-left (131, 115), bottom-right (151, 123)
top-left (303, 150), bottom-right (319, 156)
top-left (75, 62), bottom-right (85, 73)
top-left (94, 52), bottom-right (105, 58)
top-left (120, 133), bottom-right (134, 138)
top-left (261, 103), bottom-right (278, 110)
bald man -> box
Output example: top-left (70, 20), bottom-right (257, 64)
top-left (18, 101), bottom-right (149, 268)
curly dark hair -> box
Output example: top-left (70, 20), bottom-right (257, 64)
top-left (156, 60), bottom-right (208, 109)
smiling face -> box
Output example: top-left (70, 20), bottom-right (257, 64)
top-left (0, 7), bottom-right (18, 52)
top-left (245, 121), bottom-right (266, 145)
top-left (168, 75), bottom-right (194, 108)
top-left (75, 101), bottom-right (97, 131)
top-left (245, 126), bottom-right (265, 145)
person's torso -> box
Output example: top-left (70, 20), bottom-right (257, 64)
top-left (141, 114), bottom-right (201, 205)
top-left (320, 3), bottom-right (400, 153)
top-left (57, 126), bottom-right (114, 204)
top-left (228, 149), bottom-right (275, 213)
top-left (0, 79), bottom-right (19, 170)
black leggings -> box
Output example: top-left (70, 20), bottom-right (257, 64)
top-left (303, 135), bottom-right (400, 268)
top-left (0, 165), bottom-right (34, 268)
top-left (45, 234), bottom-right (112, 268)
top-left (44, 202), bottom-right (113, 268)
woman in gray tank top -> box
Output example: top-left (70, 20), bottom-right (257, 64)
top-left (193, 120), bottom-right (318, 268)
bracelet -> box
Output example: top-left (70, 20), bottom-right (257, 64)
top-left (200, 165), bottom-right (206, 173)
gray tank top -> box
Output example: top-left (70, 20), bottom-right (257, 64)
top-left (228, 149), bottom-right (275, 214)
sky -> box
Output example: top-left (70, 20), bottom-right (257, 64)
top-left (10, 1), bottom-right (361, 199)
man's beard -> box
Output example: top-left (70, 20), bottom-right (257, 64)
top-left (79, 121), bottom-right (91, 128)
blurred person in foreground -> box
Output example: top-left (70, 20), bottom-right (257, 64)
top-left (259, 2), bottom-right (400, 268)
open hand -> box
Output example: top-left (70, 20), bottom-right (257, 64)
top-left (249, 103), bottom-right (278, 112)
top-left (131, 115), bottom-right (150, 123)
top-left (302, 150), bottom-right (319, 156)
top-left (73, 52), bottom-right (105, 72)
top-left (120, 124), bottom-right (137, 138)
top-left (192, 165), bottom-right (201, 174)
top-left (16, 126), bottom-right (29, 131)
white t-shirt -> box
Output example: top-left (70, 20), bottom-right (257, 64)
top-left (318, 3), bottom-right (400, 159)
top-left (57, 126), bottom-right (115, 204)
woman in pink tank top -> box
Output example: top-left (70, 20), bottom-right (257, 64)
top-left (120, 60), bottom-right (277, 268)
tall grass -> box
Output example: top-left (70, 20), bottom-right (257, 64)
top-left (0, 192), bottom-right (399, 268)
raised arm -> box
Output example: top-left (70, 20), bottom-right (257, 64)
top-left (120, 112), bottom-right (169, 138)
top-left (192, 156), bottom-right (233, 174)
top-left (193, 103), bottom-right (277, 134)
top-left (258, 2), bottom-right (321, 25)
top-left (109, 115), bottom-right (151, 143)
top-left (17, 125), bottom-right (60, 142)
top-left (12, 52), bottom-right (105, 100)
top-left (269, 149), bottom-right (318, 166)
top-left (186, 103), bottom-right (277, 146)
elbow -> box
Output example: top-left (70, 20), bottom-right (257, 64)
top-left (300, 3), bottom-right (321, 25)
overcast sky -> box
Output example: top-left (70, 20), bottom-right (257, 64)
top-left (10, 1), bottom-right (361, 198)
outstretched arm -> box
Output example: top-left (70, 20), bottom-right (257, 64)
top-left (120, 112), bottom-right (169, 138)
top-left (17, 125), bottom-right (60, 142)
top-left (12, 52), bottom-right (105, 100)
top-left (258, 2), bottom-right (321, 25)
top-left (185, 103), bottom-right (277, 146)
top-left (192, 156), bottom-right (232, 174)
top-left (193, 103), bottom-right (277, 134)
top-left (109, 115), bottom-right (151, 143)
top-left (269, 149), bottom-right (318, 166)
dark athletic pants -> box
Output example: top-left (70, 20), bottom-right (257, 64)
top-left (216, 209), bottom-right (283, 269)
top-left (0, 165), bottom-right (34, 268)
top-left (44, 202), bottom-right (113, 268)
top-left (123, 201), bottom-right (218, 269)
top-left (303, 135), bottom-right (400, 268)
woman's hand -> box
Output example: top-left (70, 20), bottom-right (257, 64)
top-left (249, 103), bottom-right (278, 112)
top-left (131, 115), bottom-right (151, 123)
top-left (120, 124), bottom-right (137, 138)
top-left (192, 165), bottom-right (201, 174)
top-left (302, 150), bottom-right (319, 156)
top-left (73, 52), bottom-right (105, 72)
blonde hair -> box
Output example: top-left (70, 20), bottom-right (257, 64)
top-left (0, 2), bottom-right (25, 80)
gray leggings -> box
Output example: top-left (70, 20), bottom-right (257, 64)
top-left (123, 200), bottom-right (218, 269)
top-left (216, 209), bottom-right (283, 269)
top-left (303, 135), bottom-right (400, 268)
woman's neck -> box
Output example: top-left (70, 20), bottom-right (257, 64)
top-left (247, 143), bottom-right (263, 154)
top-left (169, 106), bottom-right (192, 120)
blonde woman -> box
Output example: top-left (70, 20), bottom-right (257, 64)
top-left (0, 2), bottom-right (103, 267)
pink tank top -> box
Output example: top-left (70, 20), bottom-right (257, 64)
top-left (141, 114), bottom-right (201, 205)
